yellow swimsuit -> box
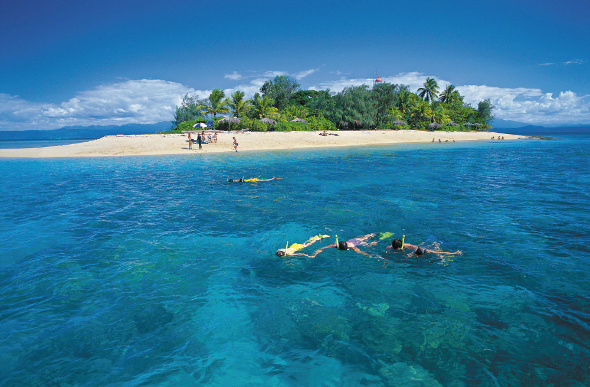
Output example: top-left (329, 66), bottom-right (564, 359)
top-left (279, 235), bottom-right (329, 256)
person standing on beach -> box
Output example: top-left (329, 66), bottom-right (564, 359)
top-left (233, 137), bottom-right (238, 152)
top-left (197, 133), bottom-right (203, 149)
top-left (188, 132), bottom-right (192, 150)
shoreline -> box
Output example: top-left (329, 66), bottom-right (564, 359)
top-left (0, 130), bottom-right (527, 158)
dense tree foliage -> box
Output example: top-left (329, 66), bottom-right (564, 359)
top-left (260, 75), bottom-right (300, 111)
top-left (172, 94), bottom-right (207, 128)
top-left (171, 77), bottom-right (494, 131)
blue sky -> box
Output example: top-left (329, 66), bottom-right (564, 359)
top-left (1, 0), bottom-right (589, 130)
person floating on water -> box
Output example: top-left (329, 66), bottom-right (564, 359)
top-left (276, 234), bottom-right (330, 257)
top-left (387, 236), bottom-right (462, 256)
top-left (227, 177), bottom-right (280, 183)
top-left (310, 233), bottom-right (380, 258)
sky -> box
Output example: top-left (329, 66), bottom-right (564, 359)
top-left (1, 0), bottom-right (589, 130)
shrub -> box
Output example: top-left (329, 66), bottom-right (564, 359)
top-left (276, 121), bottom-right (310, 131)
top-left (306, 115), bottom-right (336, 131)
top-left (174, 118), bottom-right (207, 131)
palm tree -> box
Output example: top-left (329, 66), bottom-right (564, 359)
top-left (417, 77), bottom-right (440, 103)
top-left (205, 89), bottom-right (231, 118)
top-left (439, 84), bottom-right (460, 105)
top-left (432, 104), bottom-right (449, 124)
top-left (228, 90), bottom-right (251, 118)
top-left (252, 93), bottom-right (279, 119)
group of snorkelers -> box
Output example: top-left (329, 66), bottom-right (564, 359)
top-left (275, 233), bottom-right (462, 259)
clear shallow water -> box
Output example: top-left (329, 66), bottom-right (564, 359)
top-left (0, 135), bottom-right (589, 386)
top-left (0, 139), bottom-right (93, 149)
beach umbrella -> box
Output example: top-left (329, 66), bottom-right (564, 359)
top-left (290, 118), bottom-right (309, 124)
top-left (391, 120), bottom-right (407, 126)
top-left (428, 122), bottom-right (442, 130)
top-left (192, 123), bottom-right (207, 128)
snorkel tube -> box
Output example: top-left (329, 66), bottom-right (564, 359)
top-left (402, 235), bottom-right (405, 250)
top-left (335, 235), bottom-right (339, 249)
top-left (285, 241), bottom-right (289, 256)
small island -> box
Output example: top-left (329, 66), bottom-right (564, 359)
top-left (0, 76), bottom-right (524, 158)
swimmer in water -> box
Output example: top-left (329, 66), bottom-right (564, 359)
top-left (387, 238), bottom-right (462, 256)
top-left (276, 234), bottom-right (330, 257)
top-left (310, 233), bottom-right (379, 258)
top-left (227, 177), bottom-right (280, 183)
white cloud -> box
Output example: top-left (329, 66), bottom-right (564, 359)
top-left (263, 70), bottom-right (288, 78)
top-left (224, 71), bottom-right (243, 80)
top-left (294, 68), bottom-right (319, 80)
top-left (0, 79), bottom-right (200, 131)
top-left (539, 58), bottom-right (584, 66)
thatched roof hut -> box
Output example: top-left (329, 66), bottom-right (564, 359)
top-left (392, 120), bottom-right (407, 126)
top-left (428, 122), bottom-right (442, 130)
top-left (446, 122), bottom-right (459, 127)
top-left (219, 117), bottom-right (240, 124)
top-left (261, 118), bottom-right (277, 126)
top-left (290, 118), bottom-right (309, 124)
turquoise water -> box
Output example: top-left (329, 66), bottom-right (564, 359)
top-left (0, 139), bottom-right (93, 149)
top-left (1, 135), bottom-right (589, 386)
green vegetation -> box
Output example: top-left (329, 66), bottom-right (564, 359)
top-left (169, 75), bottom-right (494, 132)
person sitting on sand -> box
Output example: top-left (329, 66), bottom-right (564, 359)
top-left (276, 234), bottom-right (330, 257)
top-left (310, 233), bottom-right (379, 258)
top-left (387, 237), bottom-right (462, 256)
top-left (227, 177), bottom-right (280, 183)
top-left (213, 133), bottom-right (218, 143)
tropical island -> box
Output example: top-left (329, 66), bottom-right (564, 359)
top-left (0, 76), bottom-right (525, 158)
top-left (170, 75), bottom-right (494, 133)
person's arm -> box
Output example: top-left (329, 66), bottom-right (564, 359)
top-left (431, 249), bottom-right (462, 256)
top-left (351, 247), bottom-right (383, 259)
top-left (403, 243), bottom-right (418, 251)
top-left (351, 247), bottom-right (370, 256)
top-left (310, 244), bottom-right (336, 258)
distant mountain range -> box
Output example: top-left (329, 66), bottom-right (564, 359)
top-left (0, 122), bottom-right (170, 140)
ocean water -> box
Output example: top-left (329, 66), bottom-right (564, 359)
top-left (0, 134), bottom-right (588, 386)
top-left (0, 139), bottom-right (93, 149)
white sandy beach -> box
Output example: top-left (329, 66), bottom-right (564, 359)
top-left (0, 130), bottom-right (526, 158)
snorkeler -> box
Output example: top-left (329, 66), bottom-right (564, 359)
top-left (276, 234), bottom-right (330, 257)
top-left (310, 233), bottom-right (379, 258)
top-left (227, 177), bottom-right (280, 183)
top-left (387, 236), bottom-right (462, 256)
